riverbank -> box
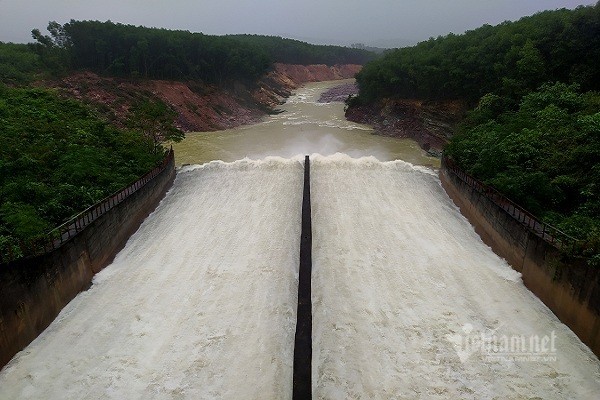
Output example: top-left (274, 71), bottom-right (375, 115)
top-left (345, 98), bottom-right (467, 155)
top-left (55, 64), bottom-right (362, 134)
top-left (318, 82), bottom-right (358, 103)
top-left (171, 80), bottom-right (440, 167)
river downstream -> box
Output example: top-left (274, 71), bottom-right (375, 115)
top-left (172, 80), bottom-right (440, 167)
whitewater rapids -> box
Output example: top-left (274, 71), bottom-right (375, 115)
top-left (310, 154), bottom-right (600, 399)
top-left (0, 157), bottom-right (303, 399)
top-left (0, 154), bottom-right (598, 399)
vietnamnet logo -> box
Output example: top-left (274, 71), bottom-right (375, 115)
top-left (446, 323), bottom-right (558, 363)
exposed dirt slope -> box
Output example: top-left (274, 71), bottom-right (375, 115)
top-left (272, 63), bottom-right (361, 87)
top-left (56, 64), bottom-right (361, 133)
top-left (254, 63), bottom-right (362, 108)
top-left (148, 80), bottom-right (263, 132)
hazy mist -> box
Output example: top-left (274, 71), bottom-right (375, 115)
top-left (0, 0), bottom-right (596, 47)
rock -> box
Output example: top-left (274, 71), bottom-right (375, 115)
top-left (318, 83), bottom-right (359, 103)
top-left (345, 98), bottom-right (467, 153)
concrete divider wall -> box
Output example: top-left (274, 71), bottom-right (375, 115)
top-left (0, 154), bottom-right (176, 369)
top-left (440, 166), bottom-right (600, 357)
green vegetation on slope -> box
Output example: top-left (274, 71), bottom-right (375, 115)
top-left (354, 4), bottom-right (600, 103)
top-left (0, 85), bottom-right (166, 259)
top-left (445, 83), bottom-right (600, 258)
top-left (0, 42), bottom-right (44, 85)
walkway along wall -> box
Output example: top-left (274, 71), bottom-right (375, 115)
top-left (0, 149), bottom-right (176, 369)
top-left (440, 157), bottom-right (600, 357)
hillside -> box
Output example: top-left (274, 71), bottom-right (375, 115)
top-left (30, 20), bottom-right (372, 83)
top-left (9, 20), bottom-right (370, 132)
top-left (354, 5), bottom-right (600, 103)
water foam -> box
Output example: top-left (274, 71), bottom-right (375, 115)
top-left (0, 159), bottom-right (303, 399)
top-left (1, 155), bottom-right (598, 399)
top-left (310, 156), bottom-right (600, 399)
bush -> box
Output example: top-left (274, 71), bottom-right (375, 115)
top-left (0, 86), bottom-right (164, 250)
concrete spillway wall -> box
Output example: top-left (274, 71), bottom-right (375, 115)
top-left (293, 156), bottom-right (312, 399)
top-left (0, 151), bottom-right (176, 369)
top-left (440, 162), bottom-right (600, 357)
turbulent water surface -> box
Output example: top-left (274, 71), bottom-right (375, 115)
top-left (0, 159), bottom-right (304, 399)
top-left (1, 82), bottom-right (599, 399)
top-left (172, 80), bottom-right (440, 167)
top-left (310, 155), bottom-right (600, 399)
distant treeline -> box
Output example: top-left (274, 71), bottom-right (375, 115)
top-left (227, 35), bottom-right (375, 66)
top-left (354, 4), bottom-right (600, 103)
top-left (25, 20), bottom-right (374, 84)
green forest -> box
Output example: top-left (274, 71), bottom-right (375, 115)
top-left (0, 42), bottom-right (43, 85)
top-left (355, 4), bottom-right (600, 103)
top-left (353, 3), bottom-right (600, 261)
top-left (0, 86), bottom-right (165, 259)
top-left (227, 34), bottom-right (375, 66)
top-left (446, 83), bottom-right (600, 260)
top-left (2, 20), bottom-right (374, 84)
top-left (29, 20), bottom-right (374, 83)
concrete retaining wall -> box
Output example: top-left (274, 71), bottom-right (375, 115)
top-left (440, 166), bottom-right (600, 357)
top-left (0, 154), bottom-right (176, 369)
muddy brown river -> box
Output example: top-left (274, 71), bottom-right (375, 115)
top-left (171, 80), bottom-right (440, 167)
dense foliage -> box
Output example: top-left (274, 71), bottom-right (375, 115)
top-left (355, 4), bottom-right (600, 103)
top-left (227, 35), bottom-right (375, 66)
top-left (31, 21), bottom-right (374, 84)
top-left (0, 42), bottom-right (43, 84)
top-left (0, 85), bottom-right (165, 258)
top-left (446, 83), bottom-right (600, 257)
top-left (34, 20), bottom-right (271, 83)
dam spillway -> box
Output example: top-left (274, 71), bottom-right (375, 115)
top-left (1, 155), bottom-right (599, 399)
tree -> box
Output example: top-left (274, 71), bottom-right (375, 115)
top-left (127, 100), bottom-right (184, 153)
top-left (445, 82), bottom-right (600, 260)
top-left (31, 21), bottom-right (71, 73)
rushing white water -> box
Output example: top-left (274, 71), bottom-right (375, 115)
top-left (1, 81), bottom-right (599, 399)
top-left (310, 154), bottom-right (600, 399)
top-left (0, 158), bottom-right (303, 399)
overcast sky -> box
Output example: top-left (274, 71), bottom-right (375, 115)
top-left (0, 0), bottom-right (596, 47)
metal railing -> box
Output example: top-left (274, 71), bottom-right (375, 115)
top-left (442, 155), bottom-right (583, 253)
top-left (1, 148), bottom-right (175, 264)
